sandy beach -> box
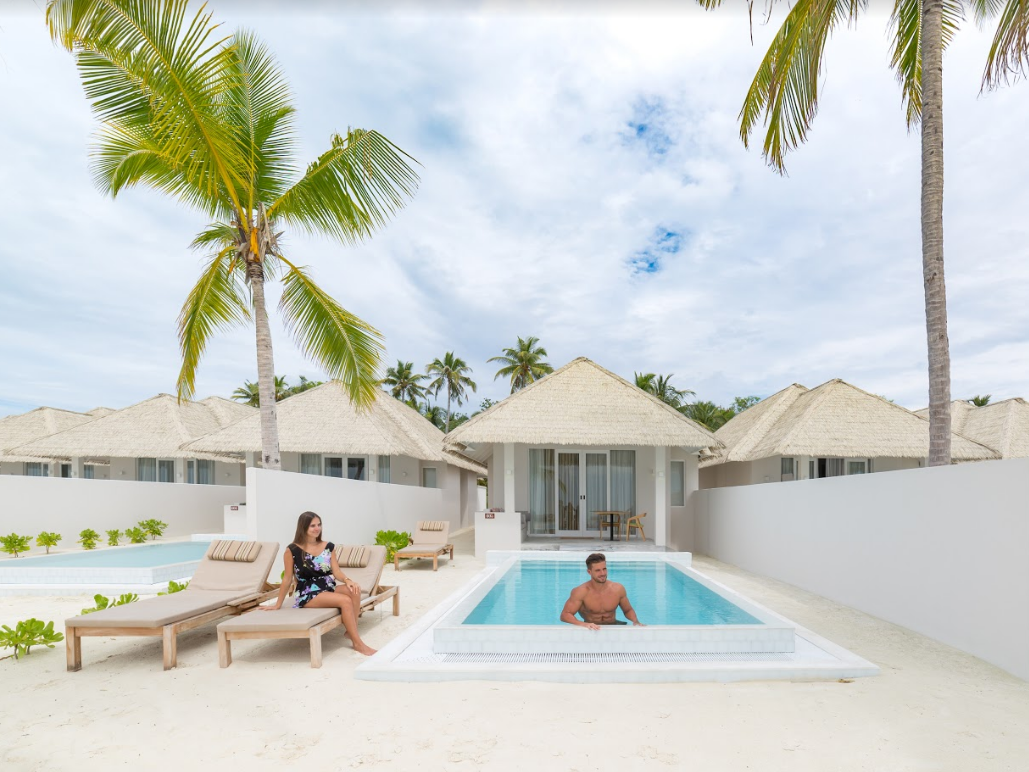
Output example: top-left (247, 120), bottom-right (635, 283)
top-left (2, 531), bottom-right (1027, 771)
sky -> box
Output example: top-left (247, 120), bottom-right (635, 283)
top-left (1, 0), bottom-right (1027, 419)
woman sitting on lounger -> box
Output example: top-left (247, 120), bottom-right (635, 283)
top-left (261, 511), bottom-right (376, 656)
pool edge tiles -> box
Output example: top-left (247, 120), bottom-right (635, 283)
top-left (432, 553), bottom-right (796, 655)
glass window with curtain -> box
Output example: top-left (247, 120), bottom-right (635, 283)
top-left (25, 462), bottom-right (48, 477)
top-left (584, 454), bottom-right (608, 532)
top-left (158, 460), bottom-right (175, 483)
top-left (609, 450), bottom-right (636, 515)
top-left (826, 458), bottom-right (845, 477)
top-left (780, 457), bottom-right (795, 481)
top-left (378, 455), bottom-right (391, 484)
top-left (528, 448), bottom-right (555, 535)
top-left (421, 467), bottom-right (437, 488)
top-left (324, 457), bottom-right (343, 477)
top-left (84, 465), bottom-right (95, 479)
top-left (847, 460), bottom-right (867, 475)
top-left (187, 460), bottom-right (195, 484)
top-left (300, 454), bottom-right (322, 475)
top-left (347, 457), bottom-right (367, 481)
top-left (197, 459), bottom-right (215, 484)
top-left (137, 458), bottom-right (157, 482)
top-left (670, 460), bottom-right (685, 506)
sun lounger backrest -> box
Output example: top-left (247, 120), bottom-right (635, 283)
top-left (335, 545), bottom-right (387, 594)
top-left (188, 541), bottom-right (278, 593)
top-left (413, 521), bottom-right (450, 546)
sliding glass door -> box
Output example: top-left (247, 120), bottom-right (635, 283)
top-left (528, 448), bottom-right (636, 537)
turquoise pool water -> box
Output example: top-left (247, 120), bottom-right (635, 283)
top-left (463, 561), bottom-right (761, 626)
top-left (7, 542), bottom-right (210, 568)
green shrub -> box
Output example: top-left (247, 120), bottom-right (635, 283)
top-left (125, 526), bottom-right (148, 544)
top-left (78, 529), bottom-right (100, 550)
top-left (139, 519), bottom-right (168, 541)
top-left (80, 593), bottom-right (139, 616)
top-left (375, 529), bottom-right (412, 562)
top-left (105, 529), bottom-right (122, 547)
top-left (0, 619), bottom-right (64, 660)
top-left (158, 579), bottom-right (190, 596)
top-left (36, 532), bottom-right (61, 554)
top-left (0, 533), bottom-right (32, 558)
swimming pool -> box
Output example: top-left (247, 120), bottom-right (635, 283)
top-left (432, 553), bottom-right (795, 655)
top-left (0, 540), bottom-right (211, 588)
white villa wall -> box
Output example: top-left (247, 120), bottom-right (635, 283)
top-left (700, 455), bottom-right (922, 489)
top-left (669, 451), bottom-right (699, 552)
top-left (695, 458), bottom-right (1029, 680)
top-left (245, 468), bottom-right (445, 546)
top-left (0, 476), bottom-right (242, 538)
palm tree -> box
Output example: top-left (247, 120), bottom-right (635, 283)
top-left (231, 375), bottom-right (288, 406)
top-left (682, 401), bottom-right (734, 432)
top-left (634, 372), bottom-right (694, 410)
top-left (426, 352), bottom-right (477, 433)
top-left (382, 360), bottom-right (428, 407)
top-left (48, 1), bottom-right (419, 471)
top-left (419, 403), bottom-right (448, 432)
top-left (700, 0), bottom-right (1029, 465)
top-left (279, 375), bottom-right (323, 400)
top-left (488, 336), bottom-right (554, 393)
top-left (970, 395), bottom-right (991, 407)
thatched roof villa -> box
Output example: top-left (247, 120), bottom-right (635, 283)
top-left (700, 379), bottom-right (1000, 488)
top-left (0, 406), bottom-right (101, 475)
top-left (914, 398), bottom-right (1029, 460)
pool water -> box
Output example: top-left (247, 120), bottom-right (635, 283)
top-left (463, 560), bottom-right (761, 626)
top-left (7, 541), bottom-right (211, 568)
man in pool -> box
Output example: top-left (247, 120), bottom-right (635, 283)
top-left (560, 553), bottom-right (644, 629)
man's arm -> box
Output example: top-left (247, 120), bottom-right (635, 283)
top-left (618, 587), bottom-right (644, 626)
top-left (561, 587), bottom-right (599, 630)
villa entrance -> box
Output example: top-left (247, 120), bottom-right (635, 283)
top-left (528, 448), bottom-right (636, 537)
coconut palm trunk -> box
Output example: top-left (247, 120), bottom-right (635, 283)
top-left (920, 0), bottom-right (951, 466)
top-left (247, 258), bottom-right (282, 470)
top-left (445, 390), bottom-right (453, 433)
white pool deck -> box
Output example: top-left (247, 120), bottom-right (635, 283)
top-left (357, 550), bottom-right (880, 683)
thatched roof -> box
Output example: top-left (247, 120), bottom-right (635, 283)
top-left (702, 379), bottom-right (999, 466)
top-left (444, 357), bottom-right (721, 461)
top-left (0, 407), bottom-right (100, 463)
top-left (182, 382), bottom-right (486, 475)
top-left (915, 398), bottom-right (1029, 458)
top-left (86, 406), bottom-right (116, 417)
top-left (11, 394), bottom-right (251, 462)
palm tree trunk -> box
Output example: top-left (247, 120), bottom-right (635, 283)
top-left (248, 259), bottom-right (282, 471)
top-left (920, 0), bottom-right (952, 466)
top-left (445, 389), bottom-right (452, 433)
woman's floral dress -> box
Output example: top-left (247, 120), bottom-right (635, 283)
top-left (288, 542), bottom-right (336, 608)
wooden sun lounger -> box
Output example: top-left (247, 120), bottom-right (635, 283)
top-left (393, 520), bottom-right (454, 571)
top-left (65, 541), bottom-right (279, 671)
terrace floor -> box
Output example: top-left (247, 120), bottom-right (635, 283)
top-left (2, 529), bottom-right (1027, 770)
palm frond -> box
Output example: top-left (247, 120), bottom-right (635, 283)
top-left (979, 0), bottom-right (1029, 89)
top-left (888, 0), bottom-right (964, 128)
top-left (277, 259), bottom-right (384, 408)
top-left (269, 128), bottom-right (419, 244)
top-left (176, 249), bottom-right (252, 400)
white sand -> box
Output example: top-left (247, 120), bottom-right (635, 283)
top-left (2, 531), bottom-right (1028, 771)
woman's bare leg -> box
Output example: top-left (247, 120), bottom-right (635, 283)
top-left (306, 591), bottom-right (376, 655)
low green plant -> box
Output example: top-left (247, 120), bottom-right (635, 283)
top-left (1, 533), bottom-right (32, 558)
top-left (78, 528), bottom-right (100, 550)
top-left (158, 579), bottom-right (189, 595)
top-left (36, 532), bottom-right (61, 554)
top-left (125, 526), bottom-right (148, 544)
top-left (105, 529), bottom-right (122, 547)
top-left (0, 619), bottom-right (64, 660)
top-left (80, 593), bottom-right (139, 615)
top-left (375, 529), bottom-right (412, 563)
top-left (139, 519), bottom-right (168, 541)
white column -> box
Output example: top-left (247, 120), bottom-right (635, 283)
top-left (70, 456), bottom-right (85, 478)
top-left (503, 442), bottom-right (516, 514)
top-left (654, 446), bottom-right (668, 547)
top-left (174, 458), bottom-right (187, 484)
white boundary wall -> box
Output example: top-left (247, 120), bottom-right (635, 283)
top-left (0, 476), bottom-right (244, 538)
top-left (245, 468), bottom-right (444, 545)
top-left (694, 458), bottom-right (1029, 680)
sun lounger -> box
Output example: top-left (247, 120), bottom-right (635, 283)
top-left (65, 540), bottom-right (279, 671)
top-left (216, 544), bottom-right (398, 668)
top-left (394, 520), bottom-right (454, 571)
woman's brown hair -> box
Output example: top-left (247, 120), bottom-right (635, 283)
top-left (292, 511), bottom-right (323, 546)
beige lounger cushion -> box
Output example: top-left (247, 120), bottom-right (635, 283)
top-left (410, 522), bottom-right (450, 546)
top-left (67, 590), bottom-right (243, 629)
top-left (333, 545), bottom-right (369, 568)
top-left (189, 541), bottom-right (278, 592)
top-left (218, 608), bottom-right (338, 633)
top-left (207, 540), bottom-right (261, 562)
top-left (338, 545), bottom-right (387, 592)
top-left (419, 520), bottom-right (446, 531)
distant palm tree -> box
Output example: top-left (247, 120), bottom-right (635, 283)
top-left (231, 375), bottom-right (288, 407)
top-left (634, 372), bottom-right (694, 410)
top-left (970, 395), bottom-right (991, 407)
top-left (682, 401), bottom-right (734, 432)
top-left (426, 353), bottom-right (477, 433)
top-left (489, 336), bottom-right (554, 393)
top-left (280, 375), bottom-right (323, 400)
top-left (49, 1), bottom-right (418, 471)
top-left (382, 360), bottom-right (428, 407)
top-left (420, 404), bottom-right (448, 432)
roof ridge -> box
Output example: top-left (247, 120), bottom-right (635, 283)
top-left (723, 384), bottom-right (807, 462)
top-left (764, 381), bottom-right (838, 453)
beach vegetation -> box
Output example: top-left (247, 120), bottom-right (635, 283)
top-left (382, 361), bottom-right (428, 408)
top-left (105, 529), bottom-right (122, 547)
top-left (81, 593), bottom-right (139, 615)
top-left (78, 529), bottom-right (101, 550)
top-left (489, 336), bottom-right (553, 393)
top-left (125, 527), bottom-right (148, 544)
top-left (426, 353), bottom-right (477, 433)
top-left (375, 530), bottom-right (412, 562)
top-left (159, 579), bottom-right (190, 595)
top-left (634, 372), bottom-right (694, 410)
top-left (970, 395), bottom-right (991, 407)
top-left (1, 534), bottom-right (32, 558)
top-left (140, 519), bottom-right (169, 541)
top-left (0, 619), bottom-right (64, 660)
top-left (48, 0), bottom-right (419, 472)
top-left (36, 532), bottom-right (61, 553)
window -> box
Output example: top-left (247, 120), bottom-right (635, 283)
top-left (324, 457), bottom-right (343, 478)
top-left (158, 460), bottom-right (174, 482)
top-left (196, 459), bottom-right (215, 485)
top-left (84, 465), bottom-right (95, 480)
top-left (378, 455), bottom-right (391, 484)
top-left (421, 467), bottom-right (437, 488)
top-left (300, 454), bottom-right (322, 475)
top-left (137, 458), bottom-right (157, 481)
top-left (347, 457), bottom-right (367, 481)
top-left (847, 460), bottom-right (867, 475)
top-left (809, 460), bottom-right (815, 480)
top-left (670, 460), bottom-right (685, 506)
top-left (825, 458), bottom-right (845, 477)
top-left (609, 450), bottom-right (636, 515)
top-left (187, 460), bottom-right (195, 484)
top-left (528, 449), bottom-right (555, 534)
top-left (60, 463), bottom-right (72, 478)
top-left (780, 457), bottom-right (795, 482)
top-left (25, 462), bottom-right (48, 477)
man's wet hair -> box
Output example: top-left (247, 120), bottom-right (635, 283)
top-left (585, 553), bottom-right (606, 568)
